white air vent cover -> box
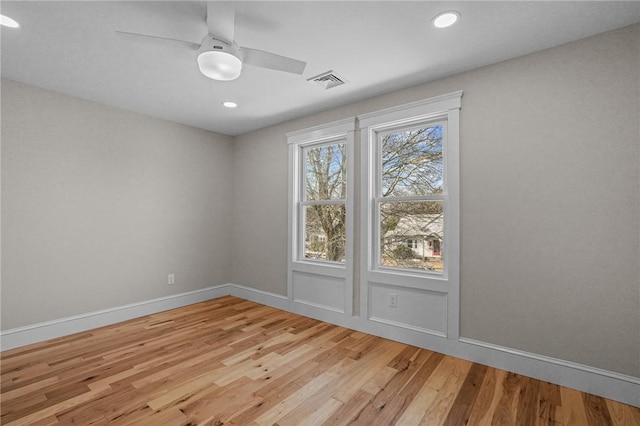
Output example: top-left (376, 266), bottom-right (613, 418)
top-left (307, 70), bottom-right (347, 89)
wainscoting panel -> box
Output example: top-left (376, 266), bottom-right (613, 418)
top-left (292, 270), bottom-right (345, 312)
top-left (368, 282), bottom-right (447, 336)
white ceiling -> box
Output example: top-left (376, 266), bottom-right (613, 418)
top-left (2, 1), bottom-right (639, 136)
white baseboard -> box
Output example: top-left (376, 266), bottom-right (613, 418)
top-left (226, 283), bottom-right (290, 311)
top-left (0, 285), bottom-right (230, 351)
top-left (2, 282), bottom-right (638, 407)
top-left (457, 338), bottom-right (640, 408)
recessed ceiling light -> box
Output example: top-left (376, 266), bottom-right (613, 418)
top-left (0, 14), bottom-right (20, 28)
top-left (433, 11), bottom-right (460, 29)
top-left (222, 101), bottom-right (238, 108)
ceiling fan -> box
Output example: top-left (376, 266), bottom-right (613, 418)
top-left (116, 2), bottom-right (306, 81)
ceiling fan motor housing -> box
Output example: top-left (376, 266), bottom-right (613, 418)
top-left (196, 35), bottom-right (243, 81)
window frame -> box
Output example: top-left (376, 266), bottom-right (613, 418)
top-left (287, 118), bottom-right (356, 315)
top-left (359, 91), bottom-right (462, 339)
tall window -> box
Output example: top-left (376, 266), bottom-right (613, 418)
top-left (302, 141), bottom-right (347, 262)
top-left (287, 118), bottom-right (355, 315)
top-left (377, 122), bottom-right (445, 273)
top-left (360, 91), bottom-right (461, 338)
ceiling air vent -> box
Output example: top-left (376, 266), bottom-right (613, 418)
top-left (308, 70), bottom-right (347, 89)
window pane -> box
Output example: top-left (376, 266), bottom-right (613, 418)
top-left (304, 204), bottom-right (346, 262)
top-left (379, 201), bottom-right (443, 272)
top-left (381, 125), bottom-right (443, 197)
top-left (305, 143), bottom-right (346, 200)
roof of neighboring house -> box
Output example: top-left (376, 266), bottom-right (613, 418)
top-left (385, 214), bottom-right (443, 239)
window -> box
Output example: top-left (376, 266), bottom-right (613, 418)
top-left (287, 118), bottom-right (355, 315)
top-left (377, 122), bottom-right (445, 273)
top-left (359, 91), bottom-right (461, 338)
top-left (286, 93), bottom-right (460, 337)
top-left (302, 142), bottom-right (347, 262)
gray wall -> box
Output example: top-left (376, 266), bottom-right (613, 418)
top-left (231, 24), bottom-right (640, 377)
top-left (1, 79), bottom-right (233, 329)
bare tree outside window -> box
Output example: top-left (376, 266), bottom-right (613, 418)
top-left (301, 124), bottom-right (443, 270)
top-left (303, 143), bottom-right (346, 262)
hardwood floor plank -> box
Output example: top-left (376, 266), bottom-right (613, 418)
top-left (443, 362), bottom-right (488, 425)
top-left (583, 393), bottom-right (614, 425)
top-left (1, 296), bottom-right (638, 426)
top-left (264, 358), bottom-right (354, 425)
top-left (536, 380), bottom-right (562, 425)
top-left (516, 376), bottom-right (538, 426)
top-left (179, 376), bottom-right (263, 425)
top-left (331, 340), bottom-right (407, 404)
top-left (0, 392), bottom-right (48, 422)
top-left (491, 371), bottom-right (523, 425)
top-left (123, 406), bottom-right (187, 425)
top-left (254, 372), bottom-right (336, 425)
top-left (465, 367), bottom-right (507, 426)
top-left (275, 367), bottom-right (353, 426)
top-left (129, 345), bottom-right (232, 389)
top-left (607, 399), bottom-right (640, 426)
top-left (320, 389), bottom-right (375, 426)
top-left (1, 362), bottom-right (53, 391)
top-left (3, 387), bottom-right (111, 426)
top-left (56, 383), bottom-right (142, 425)
top-left (0, 376), bottom-right (59, 401)
top-left (349, 349), bottom-right (436, 425)
top-left (360, 366), bottom-right (398, 395)
top-left (228, 343), bottom-right (352, 422)
top-left (560, 386), bottom-right (591, 425)
top-left (296, 397), bottom-right (343, 425)
top-left (225, 368), bottom-right (303, 425)
top-left (146, 371), bottom-right (221, 411)
top-left (417, 356), bottom-right (474, 425)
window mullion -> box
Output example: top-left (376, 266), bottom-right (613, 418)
top-left (377, 194), bottom-right (446, 203)
top-left (301, 199), bottom-right (346, 206)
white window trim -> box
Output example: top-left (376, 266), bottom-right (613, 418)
top-left (287, 117), bottom-right (356, 315)
top-left (360, 91), bottom-right (462, 339)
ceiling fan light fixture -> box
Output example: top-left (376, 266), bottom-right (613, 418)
top-left (197, 50), bottom-right (242, 81)
top-left (197, 36), bottom-right (243, 81)
top-left (433, 11), bottom-right (460, 28)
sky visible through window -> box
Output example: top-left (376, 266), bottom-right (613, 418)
top-left (382, 125), bottom-right (443, 197)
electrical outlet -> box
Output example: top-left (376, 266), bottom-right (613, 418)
top-left (389, 293), bottom-right (398, 308)
top-left (168, 274), bottom-right (175, 285)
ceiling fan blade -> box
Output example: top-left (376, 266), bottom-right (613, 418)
top-left (242, 48), bottom-right (306, 75)
top-left (115, 31), bottom-right (200, 50)
top-left (207, 2), bottom-right (235, 44)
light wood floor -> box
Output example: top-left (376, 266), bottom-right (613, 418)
top-left (1, 296), bottom-right (639, 425)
